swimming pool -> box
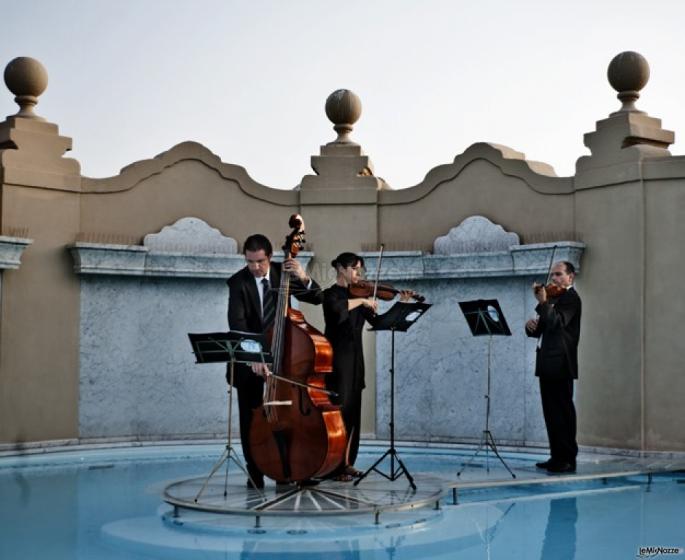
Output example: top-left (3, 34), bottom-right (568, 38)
top-left (0, 443), bottom-right (683, 559)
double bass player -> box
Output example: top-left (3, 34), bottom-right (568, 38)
top-left (227, 232), bottom-right (323, 489)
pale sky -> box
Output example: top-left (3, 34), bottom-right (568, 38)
top-left (3, 0), bottom-right (685, 188)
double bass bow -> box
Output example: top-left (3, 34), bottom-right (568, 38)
top-left (248, 215), bottom-right (347, 483)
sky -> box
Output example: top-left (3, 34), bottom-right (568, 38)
top-left (3, 0), bottom-right (685, 188)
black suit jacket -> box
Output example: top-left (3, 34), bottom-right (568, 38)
top-left (227, 262), bottom-right (323, 387)
top-left (526, 287), bottom-right (581, 379)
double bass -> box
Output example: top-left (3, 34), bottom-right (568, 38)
top-left (248, 215), bottom-right (347, 482)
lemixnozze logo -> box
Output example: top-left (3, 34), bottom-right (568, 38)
top-left (637, 547), bottom-right (684, 558)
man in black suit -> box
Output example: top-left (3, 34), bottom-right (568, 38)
top-left (525, 261), bottom-right (581, 474)
top-left (227, 233), bottom-right (323, 488)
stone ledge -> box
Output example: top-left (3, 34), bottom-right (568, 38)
top-left (0, 236), bottom-right (33, 269)
top-left (68, 243), bottom-right (314, 278)
top-left (361, 242), bottom-right (585, 281)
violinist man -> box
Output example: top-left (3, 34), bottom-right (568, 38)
top-left (525, 261), bottom-right (581, 474)
top-left (227, 233), bottom-right (323, 489)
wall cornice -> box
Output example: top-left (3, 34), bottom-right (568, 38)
top-left (80, 141), bottom-right (298, 206)
top-left (378, 143), bottom-right (574, 205)
top-left (643, 156), bottom-right (685, 180)
top-left (68, 242), bottom-right (313, 279)
top-left (0, 236), bottom-right (32, 269)
top-left (360, 242), bottom-right (585, 281)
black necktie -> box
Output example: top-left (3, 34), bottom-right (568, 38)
top-left (261, 277), bottom-right (275, 329)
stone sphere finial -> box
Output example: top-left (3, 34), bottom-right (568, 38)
top-left (607, 51), bottom-right (650, 113)
top-left (325, 89), bottom-right (362, 143)
top-left (4, 56), bottom-right (49, 119)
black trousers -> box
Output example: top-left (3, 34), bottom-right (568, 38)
top-left (230, 369), bottom-right (265, 483)
top-left (341, 387), bottom-right (363, 467)
top-left (326, 373), bottom-right (363, 473)
top-left (539, 376), bottom-right (578, 465)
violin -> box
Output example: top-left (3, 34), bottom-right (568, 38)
top-left (533, 244), bottom-right (565, 300)
top-left (349, 243), bottom-right (426, 304)
top-left (348, 279), bottom-right (425, 303)
top-left (534, 282), bottom-right (565, 299)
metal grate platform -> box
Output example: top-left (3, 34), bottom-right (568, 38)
top-left (163, 473), bottom-right (445, 523)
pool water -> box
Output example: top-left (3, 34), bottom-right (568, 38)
top-left (0, 444), bottom-right (683, 559)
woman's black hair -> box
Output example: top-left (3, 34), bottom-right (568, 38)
top-left (331, 252), bottom-right (364, 269)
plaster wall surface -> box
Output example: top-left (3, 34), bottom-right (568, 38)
top-left (374, 276), bottom-right (548, 446)
top-left (574, 181), bottom-right (644, 449)
top-left (80, 154), bottom-right (298, 245)
top-left (379, 159), bottom-right (574, 250)
top-left (0, 185), bottom-right (80, 442)
top-left (79, 276), bottom-right (230, 438)
top-left (643, 174), bottom-right (685, 449)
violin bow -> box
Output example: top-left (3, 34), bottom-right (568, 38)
top-left (372, 243), bottom-right (385, 302)
top-left (543, 244), bottom-right (558, 285)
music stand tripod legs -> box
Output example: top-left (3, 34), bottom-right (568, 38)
top-left (355, 328), bottom-right (416, 490)
top-left (457, 335), bottom-right (516, 479)
top-left (195, 360), bottom-right (263, 502)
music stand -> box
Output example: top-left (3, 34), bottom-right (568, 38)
top-left (456, 299), bottom-right (515, 478)
top-left (188, 331), bottom-right (272, 500)
top-left (354, 301), bottom-right (431, 490)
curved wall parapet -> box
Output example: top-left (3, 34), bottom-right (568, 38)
top-left (80, 142), bottom-right (298, 206)
top-left (379, 143), bottom-right (574, 206)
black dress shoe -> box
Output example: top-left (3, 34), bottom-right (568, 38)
top-left (536, 459), bottom-right (553, 469)
top-left (275, 480), bottom-right (296, 493)
top-left (545, 461), bottom-right (576, 474)
top-left (299, 478), bottom-right (320, 487)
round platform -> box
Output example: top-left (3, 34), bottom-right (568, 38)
top-left (163, 473), bottom-right (446, 518)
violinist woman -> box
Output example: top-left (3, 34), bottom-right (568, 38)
top-left (323, 252), bottom-right (412, 480)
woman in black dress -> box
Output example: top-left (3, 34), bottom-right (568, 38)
top-left (323, 252), bottom-right (411, 480)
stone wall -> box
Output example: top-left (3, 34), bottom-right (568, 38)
top-left (1, 52), bottom-right (684, 452)
top-left (366, 220), bottom-right (584, 446)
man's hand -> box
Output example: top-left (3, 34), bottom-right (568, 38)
top-left (533, 282), bottom-right (547, 304)
top-left (250, 362), bottom-right (272, 378)
top-left (283, 257), bottom-right (309, 284)
top-left (398, 290), bottom-right (414, 303)
top-left (525, 318), bottom-right (539, 334)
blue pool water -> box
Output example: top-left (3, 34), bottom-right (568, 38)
top-left (0, 444), bottom-right (683, 559)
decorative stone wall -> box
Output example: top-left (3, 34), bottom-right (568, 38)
top-left (77, 274), bottom-right (230, 439)
top-left (3, 52), bottom-right (685, 452)
top-left (366, 217), bottom-right (585, 445)
top-left (70, 217), bottom-right (312, 439)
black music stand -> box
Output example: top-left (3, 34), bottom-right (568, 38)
top-left (188, 331), bottom-right (272, 500)
top-left (456, 299), bottom-right (516, 478)
top-left (354, 301), bottom-right (431, 490)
